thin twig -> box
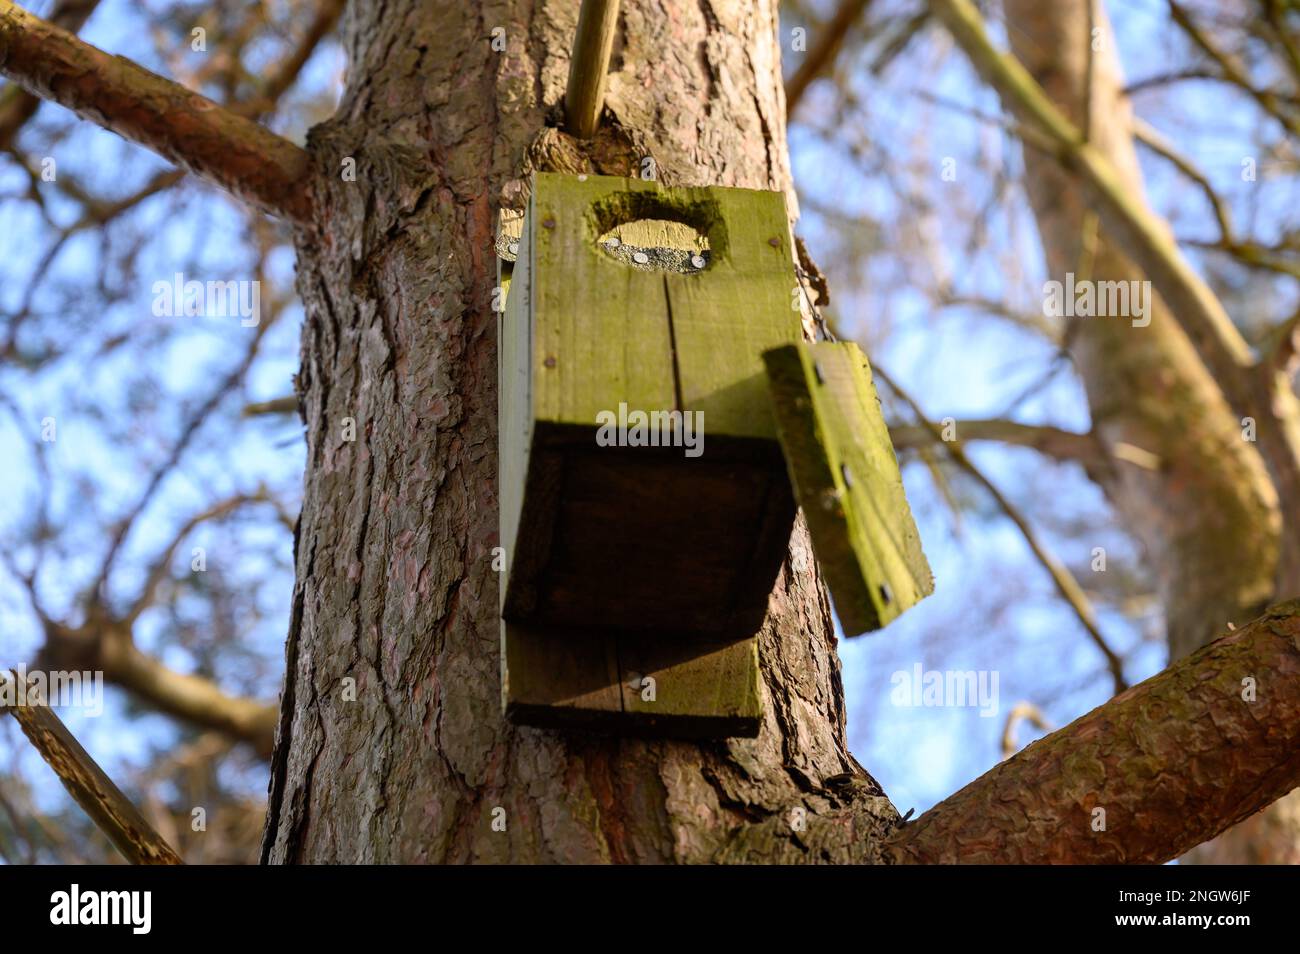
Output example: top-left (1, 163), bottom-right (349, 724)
top-left (1000, 701), bottom-right (1051, 758)
top-left (874, 363), bottom-right (1128, 693)
top-left (786, 0), bottom-right (874, 116)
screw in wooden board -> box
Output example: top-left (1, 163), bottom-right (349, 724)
top-left (542, 217), bottom-right (556, 229)
top-left (690, 254), bottom-right (706, 269)
top-left (544, 356), bottom-right (557, 368)
top-left (840, 462), bottom-right (854, 490)
top-left (632, 251), bottom-right (649, 264)
top-left (508, 242), bottom-right (520, 255)
top-left (606, 236), bottom-right (621, 248)
top-left (768, 237), bottom-right (780, 248)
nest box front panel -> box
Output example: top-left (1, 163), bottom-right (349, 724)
top-left (501, 173), bottom-right (801, 639)
top-left (496, 174), bottom-right (934, 740)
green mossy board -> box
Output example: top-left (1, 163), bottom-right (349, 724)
top-left (497, 172), bottom-right (798, 738)
top-left (529, 172), bottom-right (799, 440)
top-left (763, 341), bottom-right (933, 635)
top-left (500, 172), bottom-right (801, 638)
top-left (502, 618), bottom-right (761, 738)
top-left (498, 173), bottom-right (931, 739)
top-left (618, 631), bottom-right (761, 737)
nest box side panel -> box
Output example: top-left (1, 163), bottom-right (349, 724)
top-left (763, 342), bottom-right (934, 635)
top-left (498, 194), bottom-right (540, 611)
top-left (618, 631), bottom-right (761, 738)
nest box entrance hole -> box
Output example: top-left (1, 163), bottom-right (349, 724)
top-left (589, 191), bottom-right (724, 274)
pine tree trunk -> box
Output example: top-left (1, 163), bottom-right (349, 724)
top-left (261, 0), bottom-right (897, 864)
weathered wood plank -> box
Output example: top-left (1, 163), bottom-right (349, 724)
top-left (763, 341), bottom-right (933, 634)
top-left (499, 173), bottom-right (807, 737)
top-left (619, 633), bottom-right (762, 738)
top-left (503, 620), bottom-right (762, 738)
top-left (664, 183), bottom-right (798, 440)
top-left (532, 174), bottom-right (678, 429)
top-left (501, 619), bottom-right (622, 730)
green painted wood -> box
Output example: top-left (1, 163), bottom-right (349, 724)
top-left (503, 618), bottom-right (761, 738)
top-left (504, 173), bottom-right (804, 635)
top-left (499, 172), bottom-right (807, 738)
top-left (530, 172), bottom-right (799, 438)
top-left (532, 174), bottom-right (677, 430)
top-left (663, 186), bottom-right (799, 441)
top-left (501, 619), bottom-right (622, 730)
top-left (619, 633), bottom-right (761, 737)
top-left (763, 341), bottom-right (933, 635)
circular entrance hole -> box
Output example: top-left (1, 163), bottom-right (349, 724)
top-left (597, 218), bottom-right (711, 273)
top-left (588, 191), bottom-right (726, 274)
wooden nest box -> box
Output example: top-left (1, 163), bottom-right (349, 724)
top-left (498, 172), bottom-right (932, 738)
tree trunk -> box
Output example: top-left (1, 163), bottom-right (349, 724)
top-left (1002, 0), bottom-right (1300, 863)
top-left (260, 0), bottom-right (897, 864)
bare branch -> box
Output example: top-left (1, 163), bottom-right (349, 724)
top-left (564, 0), bottom-right (620, 139)
top-left (0, 0), bottom-right (100, 151)
top-left (931, 0), bottom-right (1300, 596)
top-left (91, 316), bottom-right (274, 596)
top-left (1, 670), bottom-right (183, 864)
top-left (875, 363), bottom-right (1128, 693)
top-left (1135, 119), bottom-right (1300, 280)
top-left (1000, 701), bottom-right (1050, 758)
top-left (929, 0), bottom-right (1254, 383)
top-left (233, 0), bottom-right (344, 120)
top-left (889, 418), bottom-right (1105, 468)
top-left (885, 600), bottom-right (1300, 863)
top-left (1264, 306), bottom-right (1300, 381)
top-left (1132, 118), bottom-right (1233, 244)
top-left (1166, 0), bottom-right (1300, 140)
top-left (0, 0), bottom-right (316, 222)
top-left (123, 490), bottom-right (271, 625)
top-left (785, 0), bottom-right (874, 116)
top-left (39, 618), bottom-right (278, 756)
top-left (242, 394), bottom-right (299, 416)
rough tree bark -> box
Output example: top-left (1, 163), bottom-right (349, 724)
top-left (259, 0), bottom-right (899, 864)
top-left (994, 0), bottom-right (1300, 862)
top-left (884, 600), bottom-right (1300, 863)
